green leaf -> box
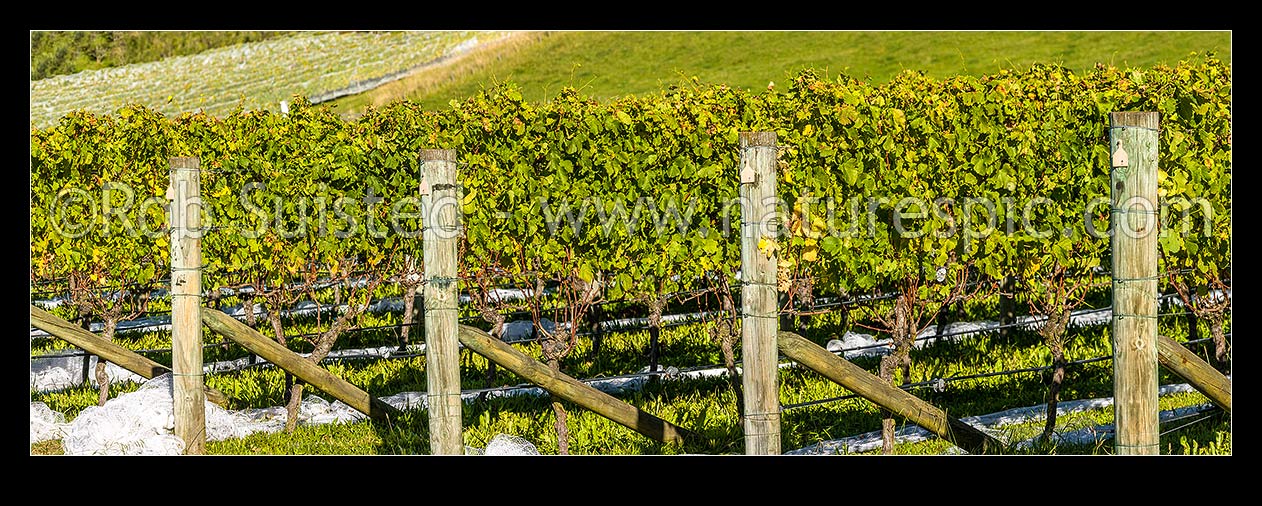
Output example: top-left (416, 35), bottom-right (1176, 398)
top-left (578, 262), bottom-right (594, 283)
top-left (821, 236), bottom-right (842, 255)
top-left (841, 158), bottom-right (861, 186)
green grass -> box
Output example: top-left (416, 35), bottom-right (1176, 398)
top-left (331, 30), bottom-right (1232, 114)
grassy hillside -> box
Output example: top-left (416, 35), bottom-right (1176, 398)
top-left (30, 31), bottom-right (292, 80)
top-left (29, 31), bottom-right (493, 129)
top-left (332, 30), bottom-right (1231, 115)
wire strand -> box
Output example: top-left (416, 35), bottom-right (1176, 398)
top-left (1159, 408), bottom-right (1224, 437)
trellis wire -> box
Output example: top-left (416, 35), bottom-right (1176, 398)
top-left (37, 264), bottom-right (1228, 340)
top-left (1158, 407), bottom-right (1225, 437)
top-left (29, 275), bottom-right (1229, 366)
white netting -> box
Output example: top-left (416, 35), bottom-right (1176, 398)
top-left (30, 364), bottom-right (78, 392)
top-left (500, 318), bottom-right (555, 342)
top-left (204, 395), bottom-right (366, 441)
top-left (825, 331), bottom-right (888, 358)
top-left (205, 403), bottom-right (284, 441)
top-left (465, 434), bottom-right (540, 455)
top-left (45, 373), bottom-right (378, 453)
top-left (30, 402), bottom-right (65, 444)
top-left (61, 374), bottom-right (186, 455)
top-left (30, 354), bottom-right (147, 393)
top-left (637, 364), bottom-right (681, 378)
top-left (298, 395), bottom-right (367, 425)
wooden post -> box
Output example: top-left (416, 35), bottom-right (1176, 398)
top-left (420, 149), bottom-right (463, 455)
top-left (30, 305), bottom-right (229, 406)
top-left (1108, 112), bottom-right (1160, 455)
top-left (458, 324), bottom-right (693, 445)
top-left (202, 307), bottom-right (399, 420)
top-left (777, 331), bottom-right (1005, 454)
top-left (1157, 335), bottom-right (1231, 414)
top-left (738, 132), bottom-right (781, 455)
top-left (169, 157), bottom-right (206, 455)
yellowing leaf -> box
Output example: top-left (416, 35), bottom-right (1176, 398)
top-left (801, 246), bottom-right (818, 263)
top-left (890, 108), bottom-right (906, 126)
top-left (757, 236), bottom-right (778, 258)
top-left (806, 222), bottom-right (823, 240)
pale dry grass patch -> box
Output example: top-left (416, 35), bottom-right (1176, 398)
top-left (341, 31), bottom-right (552, 117)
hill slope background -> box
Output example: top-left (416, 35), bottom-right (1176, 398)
top-left (30, 31), bottom-right (292, 80)
top-left (28, 31), bottom-right (500, 128)
top-left (31, 30), bottom-right (1231, 124)
top-left (330, 30), bottom-right (1232, 115)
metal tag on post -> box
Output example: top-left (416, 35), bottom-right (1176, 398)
top-left (1112, 145), bottom-right (1130, 168)
top-left (164, 183), bottom-right (175, 218)
top-left (740, 164), bottom-right (757, 184)
top-left (419, 175), bottom-right (431, 196)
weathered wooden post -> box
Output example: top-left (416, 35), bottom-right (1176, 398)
top-left (777, 331), bottom-right (1005, 454)
top-left (169, 156), bottom-right (206, 454)
top-left (738, 132), bottom-right (781, 455)
top-left (1156, 335), bottom-right (1231, 414)
top-left (1108, 112), bottom-right (1160, 455)
top-left (457, 325), bottom-right (693, 445)
top-left (420, 149), bottom-right (463, 454)
top-left (201, 308), bottom-right (398, 420)
top-left (30, 305), bottom-right (229, 406)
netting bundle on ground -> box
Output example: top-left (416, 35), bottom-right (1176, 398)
top-left (464, 434), bottom-right (540, 455)
top-left (30, 402), bottom-right (64, 444)
top-left (36, 373), bottom-right (372, 455)
top-left (60, 374), bottom-right (187, 455)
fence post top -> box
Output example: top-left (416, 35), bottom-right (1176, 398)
top-left (739, 132), bottom-right (777, 148)
top-left (169, 157), bottom-right (200, 169)
top-left (419, 149), bottom-right (458, 162)
top-left (1109, 112), bottom-right (1160, 129)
